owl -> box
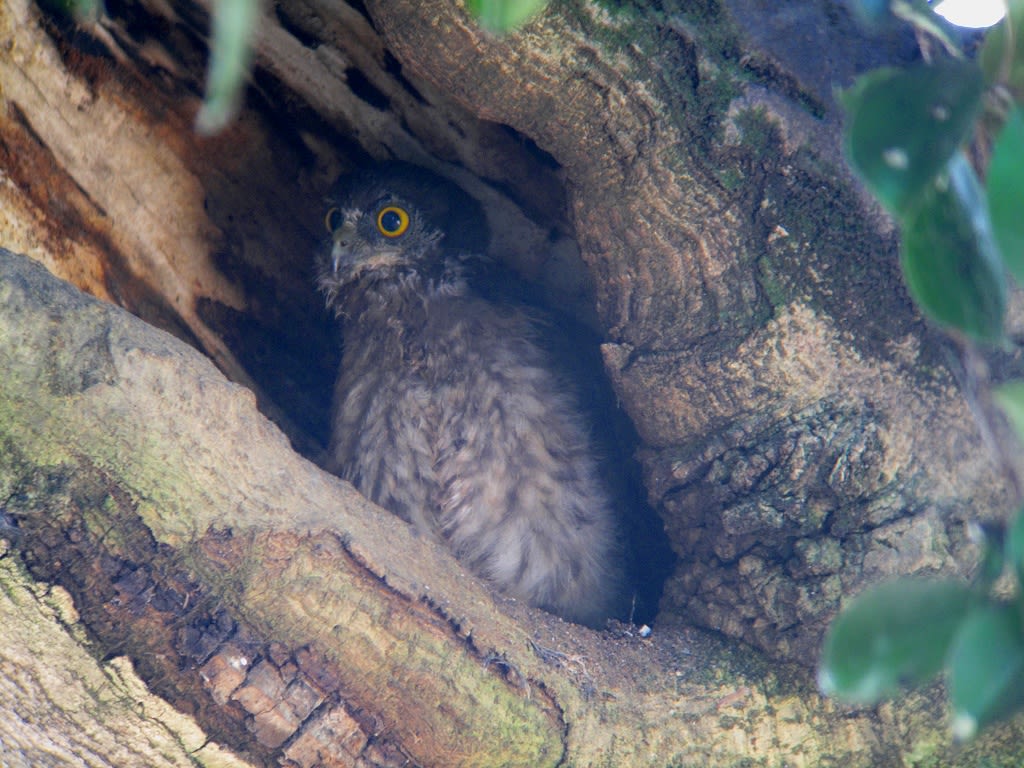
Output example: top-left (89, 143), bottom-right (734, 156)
top-left (316, 162), bottom-right (622, 627)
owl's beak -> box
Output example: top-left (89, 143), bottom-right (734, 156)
top-left (330, 219), bottom-right (359, 275)
top-left (330, 217), bottom-right (405, 281)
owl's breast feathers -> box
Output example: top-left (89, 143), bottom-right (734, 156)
top-left (326, 270), bottom-right (621, 626)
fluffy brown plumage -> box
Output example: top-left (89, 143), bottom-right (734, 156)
top-left (316, 162), bottom-right (622, 626)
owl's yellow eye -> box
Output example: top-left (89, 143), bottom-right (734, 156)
top-left (376, 206), bottom-right (410, 238)
top-left (324, 207), bottom-right (343, 233)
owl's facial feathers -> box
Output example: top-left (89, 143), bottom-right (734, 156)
top-left (323, 195), bottom-right (440, 282)
top-left (317, 162), bottom-right (491, 309)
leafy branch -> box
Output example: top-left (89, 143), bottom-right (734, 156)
top-left (819, 0), bottom-right (1024, 742)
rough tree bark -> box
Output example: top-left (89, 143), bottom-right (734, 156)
top-left (0, 0), bottom-right (1020, 765)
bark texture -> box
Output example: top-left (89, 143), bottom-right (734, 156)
top-left (4, 245), bottom-right (1022, 767)
top-left (360, 0), bottom-right (1008, 663)
top-left (0, 0), bottom-right (1020, 763)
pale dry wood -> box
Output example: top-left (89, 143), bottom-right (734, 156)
top-left (0, 553), bottom-right (252, 768)
top-left (0, 0), bottom-right (240, 361)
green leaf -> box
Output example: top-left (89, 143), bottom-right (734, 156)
top-left (36, 0), bottom-right (101, 22)
top-left (1005, 508), bottom-right (1024, 588)
top-left (890, 0), bottom-right (963, 58)
top-left (994, 380), bottom-right (1024, 444)
top-left (195, 0), bottom-right (259, 135)
top-left (980, 0), bottom-right (1024, 93)
top-left (819, 579), bottom-right (973, 704)
top-left (466, 0), bottom-right (548, 32)
top-left (969, 521), bottom-right (1006, 593)
top-left (847, 0), bottom-right (891, 26)
top-left (900, 152), bottom-right (1006, 344)
top-left (949, 603), bottom-right (1024, 742)
top-left (841, 59), bottom-right (984, 217)
top-left (987, 108), bottom-right (1024, 283)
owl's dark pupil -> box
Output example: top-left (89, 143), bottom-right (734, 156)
top-left (380, 210), bottom-right (403, 233)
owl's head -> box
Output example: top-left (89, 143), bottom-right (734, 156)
top-left (317, 162), bottom-right (490, 304)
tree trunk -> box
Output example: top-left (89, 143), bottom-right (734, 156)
top-left (0, 0), bottom-right (1019, 765)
